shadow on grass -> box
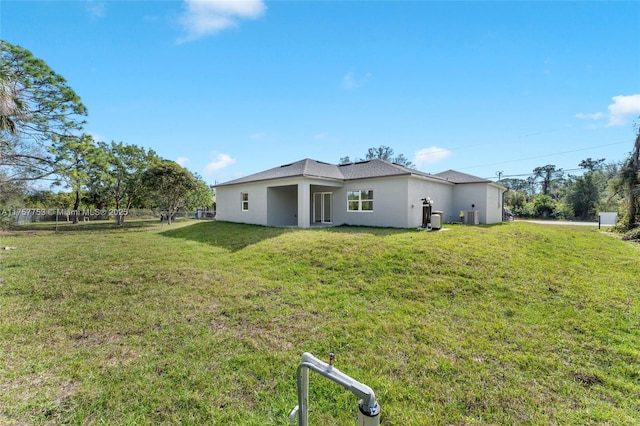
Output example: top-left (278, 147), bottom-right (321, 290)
top-left (160, 221), bottom-right (473, 251)
top-left (159, 221), bottom-right (293, 252)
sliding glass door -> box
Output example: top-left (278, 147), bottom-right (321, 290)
top-left (313, 192), bottom-right (332, 223)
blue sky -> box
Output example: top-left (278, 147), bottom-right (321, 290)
top-left (2, 1), bottom-right (639, 185)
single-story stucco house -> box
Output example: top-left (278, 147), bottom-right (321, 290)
top-left (214, 158), bottom-right (505, 229)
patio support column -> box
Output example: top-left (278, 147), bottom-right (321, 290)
top-left (297, 183), bottom-right (310, 228)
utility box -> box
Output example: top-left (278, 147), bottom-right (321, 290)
top-left (431, 210), bottom-right (444, 229)
top-left (430, 214), bottom-right (442, 230)
top-left (465, 210), bottom-right (479, 225)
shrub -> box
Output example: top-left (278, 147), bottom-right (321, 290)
top-left (533, 194), bottom-right (556, 218)
top-left (551, 202), bottom-right (573, 220)
top-left (621, 227), bottom-right (640, 241)
top-left (0, 210), bottom-right (13, 230)
top-left (514, 202), bottom-right (537, 218)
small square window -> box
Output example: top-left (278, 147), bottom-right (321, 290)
top-left (347, 190), bottom-right (373, 212)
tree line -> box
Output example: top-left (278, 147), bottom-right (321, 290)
top-left (2, 40), bottom-right (638, 230)
top-left (1, 40), bottom-right (212, 225)
top-left (501, 130), bottom-right (639, 231)
top-left (502, 160), bottom-right (615, 219)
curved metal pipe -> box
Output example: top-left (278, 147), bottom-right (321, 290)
top-left (294, 352), bottom-right (380, 426)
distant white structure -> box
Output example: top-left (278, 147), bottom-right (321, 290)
top-left (598, 212), bottom-right (618, 227)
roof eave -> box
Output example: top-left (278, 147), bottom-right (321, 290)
top-left (215, 173), bottom-right (344, 188)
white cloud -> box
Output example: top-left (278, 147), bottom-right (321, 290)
top-left (543, 56), bottom-right (552, 75)
top-left (143, 15), bottom-right (160, 23)
top-left (575, 112), bottom-right (604, 120)
top-left (204, 153), bottom-right (236, 174)
top-left (250, 132), bottom-right (266, 141)
top-left (413, 147), bottom-right (452, 167)
top-left (176, 157), bottom-right (190, 166)
top-left (178, 0), bottom-right (265, 43)
top-left (576, 94), bottom-right (640, 127)
top-left (342, 72), bottom-right (357, 90)
top-left (607, 94), bottom-right (640, 126)
top-left (342, 72), bottom-right (373, 90)
top-left (87, 131), bottom-right (106, 143)
top-left (314, 132), bottom-right (328, 140)
top-left (86, 1), bottom-right (106, 18)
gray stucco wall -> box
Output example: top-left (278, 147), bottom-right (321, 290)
top-left (216, 181), bottom-right (269, 226)
top-left (331, 176), bottom-right (410, 228)
top-left (267, 185), bottom-right (298, 227)
top-left (407, 177), bottom-right (454, 227)
top-left (217, 178), bottom-right (343, 227)
top-left (451, 183), bottom-right (503, 224)
top-left (217, 175), bottom-right (500, 228)
top-left (331, 176), bottom-right (455, 228)
top-left (485, 184), bottom-right (503, 224)
top-left (452, 183), bottom-right (486, 223)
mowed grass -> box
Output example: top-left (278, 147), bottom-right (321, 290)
top-left (0, 220), bottom-right (638, 425)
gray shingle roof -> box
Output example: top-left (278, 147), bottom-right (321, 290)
top-left (339, 160), bottom-right (415, 179)
top-left (432, 169), bottom-right (491, 184)
top-left (216, 159), bottom-right (343, 186)
top-left (216, 158), bottom-right (466, 187)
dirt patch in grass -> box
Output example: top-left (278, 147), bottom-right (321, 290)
top-left (572, 372), bottom-right (603, 387)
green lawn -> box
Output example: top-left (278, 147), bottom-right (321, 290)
top-left (0, 220), bottom-right (638, 425)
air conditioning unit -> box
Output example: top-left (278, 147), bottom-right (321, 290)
top-left (465, 210), bottom-right (479, 225)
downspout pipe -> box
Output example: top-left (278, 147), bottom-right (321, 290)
top-left (501, 188), bottom-right (509, 222)
top-left (292, 352), bottom-right (380, 426)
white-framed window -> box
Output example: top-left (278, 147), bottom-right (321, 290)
top-left (347, 189), bottom-right (373, 211)
top-left (241, 192), bottom-right (249, 211)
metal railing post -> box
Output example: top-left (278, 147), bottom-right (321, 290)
top-left (290, 352), bottom-right (380, 426)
